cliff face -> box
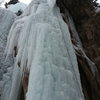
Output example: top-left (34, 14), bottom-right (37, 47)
top-left (78, 12), bottom-right (100, 71)
top-left (58, 0), bottom-right (100, 70)
top-left (57, 0), bottom-right (100, 100)
top-left (77, 12), bottom-right (100, 100)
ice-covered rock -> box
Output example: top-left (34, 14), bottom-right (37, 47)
top-left (5, 0), bottom-right (84, 100)
top-left (0, 8), bottom-right (16, 100)
top-left (7, 2), bottom-right (27, 13)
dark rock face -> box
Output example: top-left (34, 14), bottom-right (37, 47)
top-left (58, 0), bottom-right (100, 69)
top-left (77, 11), bottom-right (100, 100)
top-left (16, 10), bottom-right (22, 16)
top-left (7, 0), bottom-right (19, 5)
top-left (57, 0), bottom-right (100, 100)
top-left (5, 0), bottom-right (19, 8)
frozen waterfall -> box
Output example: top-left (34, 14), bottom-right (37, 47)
top-left (5, 0), bottom-right (84, 100)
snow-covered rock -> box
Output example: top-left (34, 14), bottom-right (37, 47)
top-left (5, 0), bottom-right (84, 100)
top-left (7, 2), bottom-right (27, 13)
top-left (0, 8), bottom-right (16, 99)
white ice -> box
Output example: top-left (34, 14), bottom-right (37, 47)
top-left (0, 8), bottom-right (16, 100)
top-left (7, 2), bottom-right (27, 13)
top-left (5, 0), bottom-right (84, 100)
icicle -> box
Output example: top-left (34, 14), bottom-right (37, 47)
top-left (8, 64), bottom-right (22, 100)
top-left (47, 0), bottom-right (56, 8)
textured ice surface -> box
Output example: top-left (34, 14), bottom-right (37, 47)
top-left (0, 8), bottom-right (16, 100)
top-left (7, 2), bottom-right (27, 13)
top-left (5, 0), bottom-right (84, 100)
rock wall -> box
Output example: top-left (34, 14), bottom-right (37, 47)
top-left (57, 0), bottom-right (100, 100)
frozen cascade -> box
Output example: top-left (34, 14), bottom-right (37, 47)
top-left (5, 0), bottom-right (84, 100)
top-left (0, 8), bottom-right (16, 100)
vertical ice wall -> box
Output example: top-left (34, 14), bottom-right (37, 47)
top-left (0, 8), bottom-right (16, 100)
top-left (5, 0), bottom-right (84, 100)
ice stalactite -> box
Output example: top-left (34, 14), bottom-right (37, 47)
top-left (0, 8), bottom-right (16, 100)
top-left (5, 0), bottom-right (84, 100)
